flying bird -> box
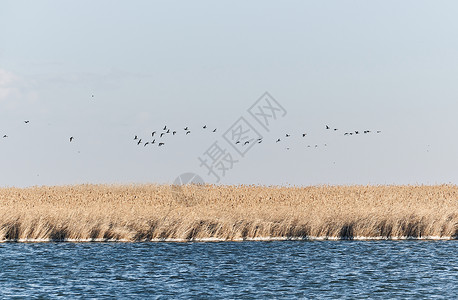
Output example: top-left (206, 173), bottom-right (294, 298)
top-left (144, 142), bottom-right (149, 147)
top-left (70, 137), bottom-right (74, 142)
top-left (213, 128), bottom-right (217, 132)
top-left (24, 120), bottom-right (30, 124)
top-left (377, 130), bottom-right (382, 133)
top-left (163, 126), bottom-right (167, 130)
top-left (244, 141), bottom-right (250, 145)
top-left (276, 138), bottom-right (281, 143)
top-left (137, 139), bottom-right (142, 145)
top-left (152, 139), bottom-right (156, 144)
top-left (160, 133), bottom-right (165, 137)
top-left (158, 142), bottom-right (165, 146)
top-left (186, 131), bottom-right (191, 135)
top-left (203, 125), bottom-right (207, 129)
top-left (167, 129), bottom-right (170, 133)
top-left (326, 125), bottom-right (330, 129)
top-left (355, 131), bottom-right (359, 134)
top-left (236, 141), bottom-right (241, 144)
top-left (302, 133), bottom-right (307, 137)
top-left (2, 135), bottom-right (7, 138)
top-left (134, 135), bottom-right (138, 140)
top-left (172, 131), bottom-right (176, 135)
top-left (257, 138), bottom-right (263, 143)
top-left (184, 127), bottom-right (189, 130)
top-left (152, 131), bottom-right (156, 137)
top-left (285, 134), bottom-right (290, 137)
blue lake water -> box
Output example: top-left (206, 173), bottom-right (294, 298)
top-left (0, 241), bottom-right (457, 299)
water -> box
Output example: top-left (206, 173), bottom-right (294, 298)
top-left (0, 241), bottom-right (457, 299)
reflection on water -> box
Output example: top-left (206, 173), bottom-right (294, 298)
top-left (0, 241), bottom-right (457, 299)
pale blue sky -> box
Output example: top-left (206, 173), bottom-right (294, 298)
top-left (1, 1), bottom-right (457, 187)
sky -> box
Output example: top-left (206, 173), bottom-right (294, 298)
top-left (1, 1), bottom-right (458, 187)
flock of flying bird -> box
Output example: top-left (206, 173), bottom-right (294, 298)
top-left (131, 124), bottom-right (382, 149)
top-left (133, 125), bottom-right (218, 147)
top-left (1, 90), bottom-right (382, 150)
top-left (1, 119), bottom-right (382, 150)
top-left (1, 95), bottom-right (383, 147)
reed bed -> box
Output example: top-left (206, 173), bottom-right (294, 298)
top-left (0, 184), bottom-right (457, 242)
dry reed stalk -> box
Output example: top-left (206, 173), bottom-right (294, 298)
top-left (0, 184), bottom-right (457, 242)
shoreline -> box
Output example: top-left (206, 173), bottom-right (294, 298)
top-left (1, 236), bottom-right (456, 243)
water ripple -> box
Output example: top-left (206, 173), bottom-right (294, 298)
top-left (0, 241), bottom-right (457, 299)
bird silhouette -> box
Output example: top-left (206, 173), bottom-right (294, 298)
top-left (355, 131), bottom-right (359, 134)
top-left (276, 138), bottom-right (281, 143)
top-left (213, 128), bottom-right (217, 132)
top-left (152, 139), bottom-right (156, 144)
top-left (134, 135), bottom-right (138, 140)
top-left (326, 125), bottom-right (330, 129)
top-left (24, 120), bottom-right (29, 124)
top-left (160, 133), bottom-right (165, 137)
top-left (166, 129), bottom-right (170, 133)
top-left (137, 139), bottom-right (142, 145)
top-left (152, 131), bottom-right (156, 137)
top-left (2, 135), bottom-right (7, 138)
top-left (203, 125), bottom-right (207, 129)
top-left (163, 126), bottom-right (167, 130)
top-left (257, 138), bottom-right (263, 143)
top-left (236, 141), bottom-right (241, 144)
top-left (244, 141), bottom-right (250, 145)
top-left (302, 133), bottom-right (307, 137)
top-left (144, 142), bottom-right (149, 147)
top-left (334, 128), bottom-right (338, 131)
top-left (173, 131), bottom-right (177, 135)
top-left (70, 137), bottom-right (74, 142)
top-left (285, 134), bottom-right (290, 137)
top-left (377, 130), bottom-right (381, 133)
top-left (184, 127), bottom-right (189, 130)
top-left (158, 142), bottom-right (165, 146)
top-left (344, 133), bottom-right (349, 135)
top-left (186, 131), bottom-right (191, 135)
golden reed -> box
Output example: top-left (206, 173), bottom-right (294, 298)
top-left (0, 184), bottom-right (457, 242)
